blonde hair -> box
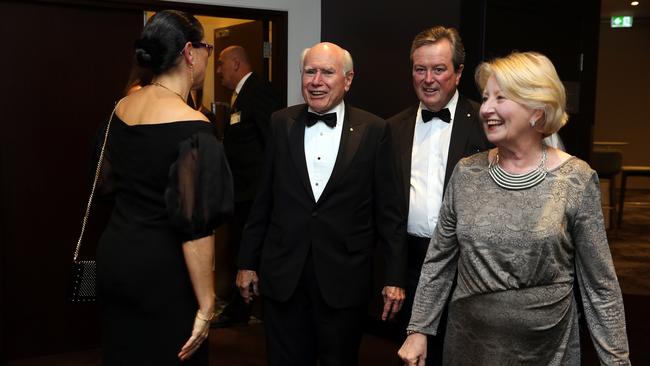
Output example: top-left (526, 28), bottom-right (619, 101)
top-left (475, 52), bottom-right (568, 136)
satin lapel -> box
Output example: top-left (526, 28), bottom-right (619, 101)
top-left (317, 104), bottom-right (364, 204)
top-left (288, 107), bottom-right (315, 201)
top-left (445, 96), bottom-right (474, 188)
top-left (398, 105), bottom-right (418, 204)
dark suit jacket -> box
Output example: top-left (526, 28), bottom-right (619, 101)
top-left (238, 103), bottom-right (407, 309)
top-left (387, 94), bottom-right (491, 211)
top-left (224, 73), bottom-right (282, 202)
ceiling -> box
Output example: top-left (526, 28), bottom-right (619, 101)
top-left (601, 0), bottom-right (650, 18)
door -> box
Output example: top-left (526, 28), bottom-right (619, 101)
top-left (210, 20), bottom-right (268, 141)
top-left (213, 20), bottom-right (267, 106)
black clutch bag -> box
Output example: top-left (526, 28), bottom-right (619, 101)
top-left (67, 260), bottom-right (97, 302)
top-left (66, 106), bottom-right (116, 303)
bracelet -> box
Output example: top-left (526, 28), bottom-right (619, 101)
top-left (406, 329), bottom-right (420, 336)
top-left (196, 311), bottom-right (213, 322)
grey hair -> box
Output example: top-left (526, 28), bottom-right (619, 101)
top-left (300, 45), bottom-right (354, 75)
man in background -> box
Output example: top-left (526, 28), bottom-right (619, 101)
top-left (213, 45), bottom-right (282, 327)
top-left (387, 26), bottom-right (491, 365)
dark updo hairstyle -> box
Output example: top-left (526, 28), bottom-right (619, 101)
top-left (134, 10), bottom-right (203, 75)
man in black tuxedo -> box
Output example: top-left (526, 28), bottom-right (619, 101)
top-left (388, 27), bottom-right (491, 366)
top-left (237, 42), bottom-right (407, 365)
top-left (214, 45), bottom-right (282, 327)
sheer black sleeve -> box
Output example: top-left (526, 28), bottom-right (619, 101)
top-left (165, 132), bottom-right (234, 242)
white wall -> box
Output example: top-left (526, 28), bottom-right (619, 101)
top-left (169, 0), bottom-right (321, 106)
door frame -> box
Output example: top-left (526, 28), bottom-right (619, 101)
top-left (2, 0), bottom-right (287, 361)
top-left (26, 0), bottom-right (288, 104)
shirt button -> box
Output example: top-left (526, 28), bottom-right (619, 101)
top-left (317, 157), bottom-right (321, 160)
top-left (312, 211), bottom-right (318, 217)
top-left (315, 183), bottom-right (319, 186)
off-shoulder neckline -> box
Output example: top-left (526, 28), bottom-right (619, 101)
top-left (115, 114), bottom-right (210, 127)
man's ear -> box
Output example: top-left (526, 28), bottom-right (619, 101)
top-left (344, 70), bottom-right (354, 91)
top-left (454, 64), bottom-right (464, 85)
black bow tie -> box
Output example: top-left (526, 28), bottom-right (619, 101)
top-left (306, 112), bottom-right (337, 128)
top-left (421, 108), bottom-right (451, 123)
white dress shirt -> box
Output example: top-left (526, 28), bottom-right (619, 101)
top-left (230, 72), bottom-right (252, 108)
top-left (304, 102), bottom-right (345, 201)
top-left (234, 71), bottom-right (252, 95)
top-left (407, 90), bottom-right (459, 238)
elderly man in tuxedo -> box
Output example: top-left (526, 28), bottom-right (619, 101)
top-left (236, 42), bottom-right (407, 366)
top-left (387, 26), bottom-right (491, 366)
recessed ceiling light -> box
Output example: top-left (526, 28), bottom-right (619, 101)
top-left (631, 1), bottom-right (639, 6)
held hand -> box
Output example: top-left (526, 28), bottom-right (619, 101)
top-left (381, 286), bottom-right (405, 321)
top-left (236, 270), bottom-right (259, 304)
top-left (178, 311), bottom-right (212, 361)
top-left (398, 332), bottom-right (427, 366)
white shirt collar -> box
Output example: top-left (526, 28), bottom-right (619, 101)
top-left (234, 72), bottom-right (253, 94)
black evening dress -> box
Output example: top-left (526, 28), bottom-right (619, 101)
top-left (96, 117), bottom-right (233, 365)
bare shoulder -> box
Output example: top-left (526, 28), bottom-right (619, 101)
top-left (546, 147), bottom-right (573, 170)
top-left (116, 89), bottom-right (208, 124)
top-left (176, 106), bottom-right (210, 123)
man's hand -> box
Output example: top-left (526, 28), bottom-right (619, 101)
top-left (236, 270), bottom-right (259, 304)
top-left (381, 286), bottom-right (405, 321)
top-left (398, 332), bottom-right (427, 366)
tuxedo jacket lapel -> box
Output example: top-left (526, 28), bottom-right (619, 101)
top-left (288, 107), bottom-right (316, 202)
top-left (395, 105), bottom-right (418, 203)
top-left (445, 96), bottom-right (475, 189)
top-left (393, 99), bottom-right (478, 199)
top-left (230, 73), bottom-right (254, 113)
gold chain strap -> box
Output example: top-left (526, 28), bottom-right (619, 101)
top-left (73, 102), bottom-right (120, 262)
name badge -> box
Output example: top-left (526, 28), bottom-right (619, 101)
top-left (230, 111), bottom-right (241, 125)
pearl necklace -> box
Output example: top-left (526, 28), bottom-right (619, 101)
top-left (488, 145), bottom-right (548, 190)
top-left (151, 82), bottom-right (185, 101)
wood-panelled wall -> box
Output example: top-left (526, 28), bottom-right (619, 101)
top-left (321, 0), bottom-right (462, 119)
top-left (0, 1), bottom-right (143, 360)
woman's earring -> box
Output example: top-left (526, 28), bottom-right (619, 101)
top-left (530, 118), bottom-right (537, 127)
top-left (189, 63), bottom-right (194, 86)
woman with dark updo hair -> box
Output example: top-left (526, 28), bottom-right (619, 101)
top-left (95, 10), bottom-right (232, 364)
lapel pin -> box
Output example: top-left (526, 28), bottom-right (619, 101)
top-left (349, 127), bottom-right (354, 132)
top-left (467, 113), bottom-right (471, 117)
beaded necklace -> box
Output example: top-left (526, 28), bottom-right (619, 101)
top-left (488, 144), bottom-right (547, 190)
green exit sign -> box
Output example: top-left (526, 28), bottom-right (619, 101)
top-left (611, 16), bottom-right (633, 28)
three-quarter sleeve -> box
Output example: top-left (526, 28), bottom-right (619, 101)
top-left (165, 132), bottom-right (234, 242)
top-left (572, 172), bottom-right (630, 365)
top-left (408, 165), bottom-right (460, 335)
